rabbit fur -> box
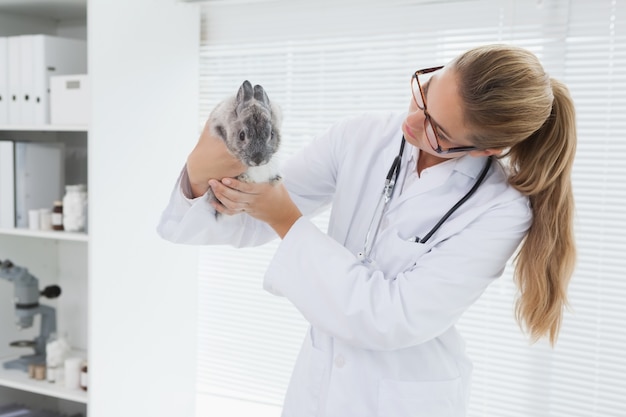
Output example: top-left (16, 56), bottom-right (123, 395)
top-left (207, 80), bottom-right (282, 209)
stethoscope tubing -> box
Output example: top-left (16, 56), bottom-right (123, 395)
top-left (358, 136), bottom-right (492, 262)
top-left (358, 138), bottom-right (407, 261)
top-left (418, 155), bottom-right (492, 243)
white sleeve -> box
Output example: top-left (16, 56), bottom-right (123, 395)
top-left (156, 116), bottom-right (353, 246)
top-left (263, 196), bottom-right (532, 351)
top-left (156, 165), bottom-right (276, 246)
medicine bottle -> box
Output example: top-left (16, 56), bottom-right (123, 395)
top-left (46, 332), bottom-right (58, 383)
top-left (52, 201), bottom-right (64, 231)
top-left (62, 184), bottom-right (88, 232)
top-left (34, 364), bottom-right (46, 380)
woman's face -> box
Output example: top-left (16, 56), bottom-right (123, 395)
top-left (402, 67), bottom-right (476, 159)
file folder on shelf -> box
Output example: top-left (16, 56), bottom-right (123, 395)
top-left (18, 35), bottom-right (35, 125)
top-left (7, 36), bottom-right (20, 125)
top-left (0, 37), bottom-right (8, 125)
top-left (34, 35), bottom-right (87, 125)
top-left (14, 141), bottom-right (65, 229)
top-left (0, 140), bottom-right (15, 229)
top-left (8, 35), bottom-right (87, 126)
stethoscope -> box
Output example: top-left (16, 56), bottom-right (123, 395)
top-left (357, 135), bottom-right (493, 263)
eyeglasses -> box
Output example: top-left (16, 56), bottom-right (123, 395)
top-left (411, 66), bottom-right (478, 154)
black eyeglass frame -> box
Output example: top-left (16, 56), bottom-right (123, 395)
top-left (411, 66), bottom-right (479, 154)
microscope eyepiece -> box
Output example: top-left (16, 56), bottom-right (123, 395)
top-left (41, 285), bottom-right (62, 299)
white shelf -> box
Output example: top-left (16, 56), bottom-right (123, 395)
top-left (0, 125), bottom-right (88, 132)
top-left (0, 228), bottom-right (88, 242)
top-left (0, 356), bottom-right (87, 404)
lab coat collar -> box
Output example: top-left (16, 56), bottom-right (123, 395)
top-left (407, 145), bottom-right (488, 180)
top-left (451, 152), bottom-right (490, 179)
top-left (390, 147), bottom-right (488, 210)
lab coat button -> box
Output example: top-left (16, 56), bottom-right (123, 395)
top-left (334, 355), bottom-right (346, 368)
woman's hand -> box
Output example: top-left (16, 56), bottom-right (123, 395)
top-left (209, 178), bottom-right (302, 238)
top-left (186, 120), bottom-right (247, 198)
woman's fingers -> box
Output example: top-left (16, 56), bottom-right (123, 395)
top-left (211, 199), bottom-right (241, 216)
top-left (209, 179), bottom-right (255, 213)
top-left (209, 177), bottom-right (301, 237)
top-left (220, 178), bottom-right (257, 194)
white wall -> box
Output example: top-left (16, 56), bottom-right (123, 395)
top-left (88, 1), bottom-right (200, 416)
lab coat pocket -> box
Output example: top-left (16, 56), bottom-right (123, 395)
top-left (377, 377), bottom-right (463, 417)
top-left (373, 229), bottom-right (432, 276)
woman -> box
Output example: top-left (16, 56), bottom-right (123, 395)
top-left (158, 44), bottom-right (577, 417)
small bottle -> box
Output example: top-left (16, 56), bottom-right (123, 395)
top-left (28, 363), bottom-right (36, 379)
top-left (62, 184), bottom-right (88, 232)
top-left (34, 364), bottom-right (46, 380)
top-left (46, 332), bottom-right (58, 383)
top-left (52, 201), bottom-right (64, 231)
top-left (47, 365), bottom-right (57, 383)
top-left (80, 361), bottom-right (88, 391)
top-left (39, 208), bottom-right (53, 231)
top-left (64, 357), bottom-right (82, 389)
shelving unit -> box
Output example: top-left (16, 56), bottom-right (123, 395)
top-left (0, 1), bottom-right (89, 415)
top-left (3, 2), bottom-right (200, 416)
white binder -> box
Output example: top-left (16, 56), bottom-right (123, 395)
top-left (0, 140), bottom-right (15, 229)
top-left (7, 36), bottom-right (20, 125)
top-left (14, 141), bottom-right (65, 228)
top-left (18, 35), bottom-right (35, 125)
top-left (11, 35), bottom-right (87, 126)
top-left (33, 35), bottom-right (87, 125)
top-left (0, 37), bottom-right (8, 125)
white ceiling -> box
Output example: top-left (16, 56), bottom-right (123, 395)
top-left (0, 0), bottom-right (86, 20)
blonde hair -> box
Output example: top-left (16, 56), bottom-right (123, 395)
top-left (451, 44), bottom-right (577, 345)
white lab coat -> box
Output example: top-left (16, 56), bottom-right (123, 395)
top-left (157, 112), bottom-right (532, 417)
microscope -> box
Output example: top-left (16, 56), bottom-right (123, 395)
top-left (0, 259), bottom-right (61, 372)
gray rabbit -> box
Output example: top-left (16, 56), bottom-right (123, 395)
top-left (207, 80), bottom-right (282, 211)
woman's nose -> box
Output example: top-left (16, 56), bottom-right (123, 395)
top-left (406, 106), bottom-right (425, 126)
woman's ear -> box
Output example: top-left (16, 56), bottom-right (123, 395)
top-left (469, 148), bottom-right (503, 158)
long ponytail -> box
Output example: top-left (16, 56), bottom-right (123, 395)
top-left (508, 79), bottom-right (577, 345)
top-left (452, 45), bottom-right (577, 345)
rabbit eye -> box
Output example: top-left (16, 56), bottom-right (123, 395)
top-left (239, 131), bottom-right (246, 141)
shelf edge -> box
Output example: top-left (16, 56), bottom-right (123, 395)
top-left (0, 125), bottom-right (88, 132)
top-left (0, 228), bottom-right (89, 242)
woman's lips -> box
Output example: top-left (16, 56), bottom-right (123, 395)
top-left (403, 121), bottom-right (417, 141)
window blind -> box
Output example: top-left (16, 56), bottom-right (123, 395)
top-left (195, 0), bottom-right (626, 415)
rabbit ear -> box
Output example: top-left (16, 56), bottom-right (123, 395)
top-left (214, 124), bottom-right (227, 141)
top-left (253, 84), bottom-right (270, 106)
top-left (236, 80), bottom-right (254, 103)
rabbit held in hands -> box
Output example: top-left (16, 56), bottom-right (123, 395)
top-left (208, 80), bottom-right (282, 188)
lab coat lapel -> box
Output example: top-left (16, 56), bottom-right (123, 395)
top-left (387, 154), bottom-right (486, 214)
top-left (388, 149), bottom-right (452, 211)
top-left (334, 126), bottom-right (406, 251)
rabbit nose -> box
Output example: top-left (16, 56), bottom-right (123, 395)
top-left (251, 153), bottom-right (265, 165)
